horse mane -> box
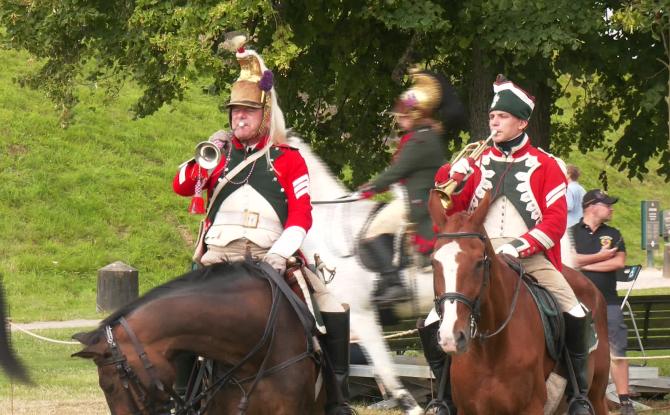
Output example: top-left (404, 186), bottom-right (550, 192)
top-left (286, 135), bottom-right (348, 198)
top-left (0, 275), bottom-right (31, 383)
top-left (76, 261), bottom-right (262, 346)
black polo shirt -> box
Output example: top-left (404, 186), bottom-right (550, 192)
top-left (570, 219), bottom-right (626, 305)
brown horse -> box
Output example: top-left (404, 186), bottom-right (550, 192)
top-left (0, 277), bottom-right (31, 384)
top-left (72, 261), bottom-right (323, 415)
top-left (428, 193), bottom-right (609, 414)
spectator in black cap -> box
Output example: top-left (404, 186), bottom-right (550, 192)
top-left (569, 189), bottom-right (635, 415)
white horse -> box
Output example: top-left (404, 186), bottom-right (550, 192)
top-left (291, 137), bottom-right (432, 415)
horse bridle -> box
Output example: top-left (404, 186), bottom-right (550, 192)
top-left (433, 232), bottom-right (523, 341)
top-left (99, 317), bottom-right (178, 415)
top-left (98, 267), bottom-right (318, 415)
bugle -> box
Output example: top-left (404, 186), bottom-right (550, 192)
top-left (194, 141), bottom-right (221, 170)
top-left (435, 130), bottom-right (497, 209)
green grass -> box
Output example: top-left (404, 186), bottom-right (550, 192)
top-left (0, 328), bottom-right (100, 400)
top-left (0, 48), bottom-right (222, 321)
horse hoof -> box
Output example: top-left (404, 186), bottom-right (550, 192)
top-left (395, 392), bottom-right (422, 415)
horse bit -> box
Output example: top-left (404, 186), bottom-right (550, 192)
top-left (433, 232), bottom-right (524, 341)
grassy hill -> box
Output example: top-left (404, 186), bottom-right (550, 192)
top-left (1, 47), bottom-right (668, 322)
top-left (1, 48), bottom-right (221, 321)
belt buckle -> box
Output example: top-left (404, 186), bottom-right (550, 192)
top-left (242, 210), bottom-right (260, 228)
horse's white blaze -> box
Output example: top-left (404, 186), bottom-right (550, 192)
top-left (432, 241), bottom-right (462, 352)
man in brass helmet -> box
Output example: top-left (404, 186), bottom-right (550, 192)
top-left (173, 41), bottom-right (355, 415)
top-left (356, 69), bottom-right (466, 306)
top-left (427, 76), bottom-right (594, 415)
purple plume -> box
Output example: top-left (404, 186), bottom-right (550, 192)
top-left (259, 70), bottom-right (274, 92)
top-left (402, 92), bottom-right (417, 108)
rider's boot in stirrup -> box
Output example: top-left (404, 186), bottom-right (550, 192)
top-left (360, 234), bottom-right (408, 305)
top-left (174, 352), bottom-right (196, 398)
top-left (564, 310), bottom-right (595, 415)
top-left (418, 319), bottom-right (456, 415)
top-left (321, 307), bottom-right (357, 415)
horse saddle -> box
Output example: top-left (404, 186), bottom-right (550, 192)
top-left (284, 257), bottom-right (327, 334)
top-left (501, 257), bottom-right (597, 362)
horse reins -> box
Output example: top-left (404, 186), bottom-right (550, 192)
top-left (433, 232), bottom-right (524, 341)
top-left (100, 319), bottom-right (178, 415)
top-left (100, 267), bottom-right (317, 415)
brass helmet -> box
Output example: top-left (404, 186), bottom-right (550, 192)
top-left (224, 33), bottom-right (274, 113)
top-left (391, 68), bottom-right (442, 120)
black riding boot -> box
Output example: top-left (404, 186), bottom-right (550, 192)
top-left (174, 352), bottom-right (196, 398)
top-left (321, 307), bottom-right (357, 415)
top-left (418, 319), bottom-right (456, 415)
top-left (359, 234), bottom-right (407, 305)
top-left (564, 311), bottom-right (595, 415)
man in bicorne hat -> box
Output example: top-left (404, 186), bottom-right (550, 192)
top-left (426, 76), bottom-right (595, 415)
top-left (173, 42), bottom-right (355, 415)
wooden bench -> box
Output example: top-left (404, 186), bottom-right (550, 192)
top-left (622, 294), bottom-right (670, 351)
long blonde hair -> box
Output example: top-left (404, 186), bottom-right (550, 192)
top-left (247, 50), bottom-right (287, 145)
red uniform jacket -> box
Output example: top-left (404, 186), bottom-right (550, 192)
top-left (173, 135), bottom-right (312, 237)
top-left (436, 136), bottom-right (567, 269)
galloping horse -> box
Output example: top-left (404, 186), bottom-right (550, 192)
top-left (0, 278), bottom-right (31, 383)
top-left (73, 261), bottom-right (322, 415)
top-left (428, 192), bottom-right (610, 414)
top-left (293, 137), bottom-right (430, 414)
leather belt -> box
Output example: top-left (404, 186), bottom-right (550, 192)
top-left (212, 210), bottom-right (283, 233)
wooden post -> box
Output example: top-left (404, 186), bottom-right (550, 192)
top-left (97, 261), bottom-right (138, 313)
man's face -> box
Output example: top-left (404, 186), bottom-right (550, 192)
top-left (394, 114), bottom-right (413, 132)
top-left (230, 106), bottom-right (265, 143)
top-left (588, 202), bottom-right (614, 223)
top-left (489, 110), bottom-right (528, 143)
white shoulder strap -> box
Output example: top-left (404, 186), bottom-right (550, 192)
top-left (206, 143), bottom-right (271, 215)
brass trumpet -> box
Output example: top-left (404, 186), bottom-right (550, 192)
top-left (194, 141), bottom-right (221, 170)
top-left (435, 130), bottom-right (497, 209)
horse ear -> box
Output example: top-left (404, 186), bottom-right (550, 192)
top-left (470, 191), bottom-right (491, 228)
top-left (72, 330), bottom-right (100, 346)
top-left (71, 331), bottom-right (106, 359)
top-left (72, 332), bottom-right (89, 344)
top-left (428, 189), bottom-right (447, 230)
top-left (71, 346), bottom-right (100, 360)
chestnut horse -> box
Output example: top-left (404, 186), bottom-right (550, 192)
top-left (428, 193), bottom-right (609, 414)
top-left (0, 278), bottom-right (31, 383)
top-left (72, 261), bottom-right (322, 415)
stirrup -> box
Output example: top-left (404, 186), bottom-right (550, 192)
top-left (425, 398), bottom-right (453, 415)
top-left (567, 396), bottom-right (594, 415)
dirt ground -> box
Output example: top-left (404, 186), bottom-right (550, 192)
top-left (0, 400), bottom-right (109, 415)
top-left (2, 399), bottom-right (669, 414)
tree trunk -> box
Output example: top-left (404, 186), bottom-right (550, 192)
top-left (526, 80), bottom-right (551, 150)
top-left (467, 43), bottom-right (496, 141)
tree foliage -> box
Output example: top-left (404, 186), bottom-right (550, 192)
top-left (1, 0), bottom-right (668, 183)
